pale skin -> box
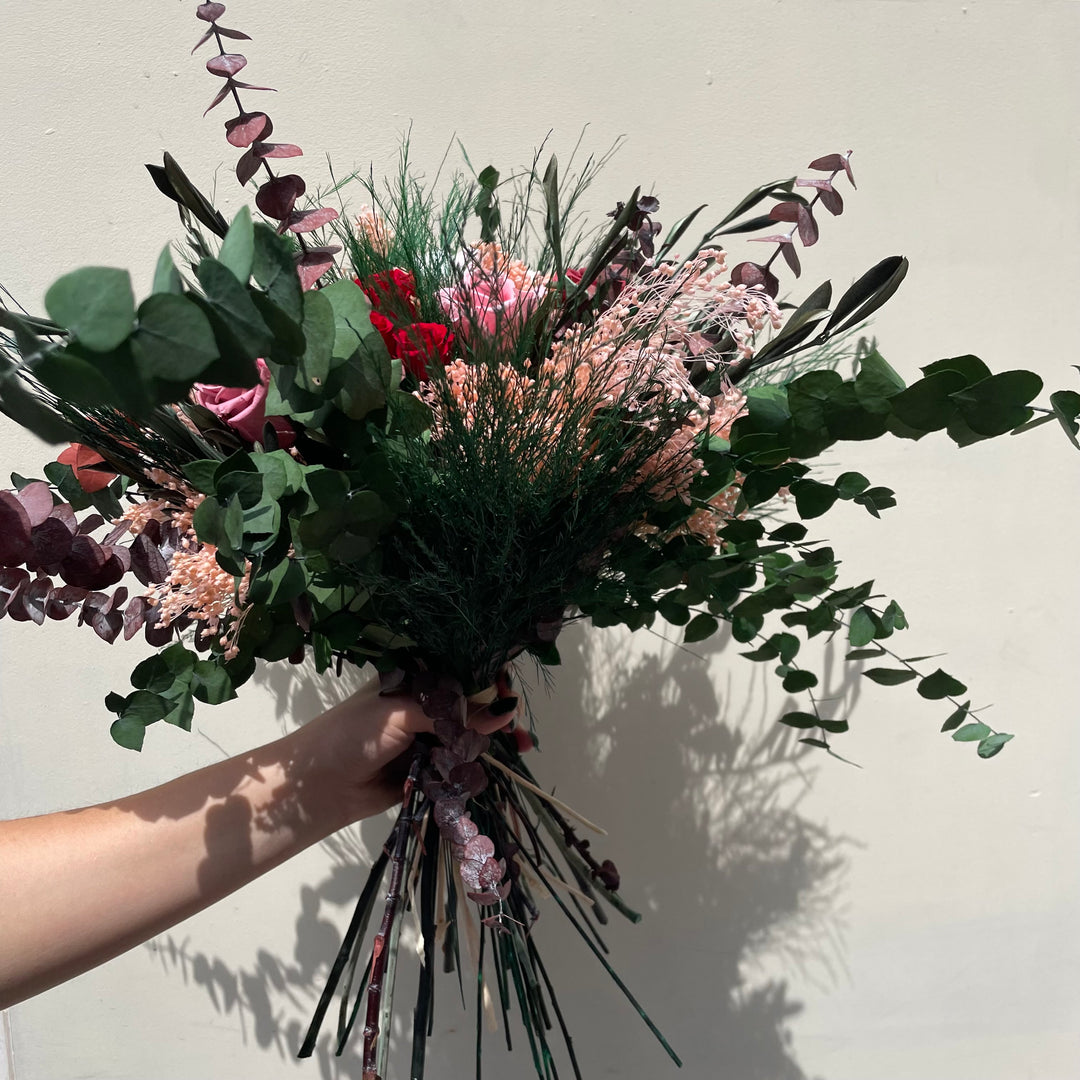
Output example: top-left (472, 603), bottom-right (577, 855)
top-left (0, 681), bottom-right (515, 1010)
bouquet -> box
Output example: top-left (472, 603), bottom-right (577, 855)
top-left (2, 5), bottom-right (1077, 1077)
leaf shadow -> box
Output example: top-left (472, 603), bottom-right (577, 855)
top-left (147, 622), bottom-right (862, 1079)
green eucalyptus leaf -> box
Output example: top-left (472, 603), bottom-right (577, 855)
top-left (183, 459), bottom-right (221, 494)
top-left (131, 293), bottom-right (219, 381)
top-left (782, 668), bottom-right (818, 692)
top-left (848, 606), bottom-right (878, 647)
top-left (921, 354), bottom-right (992, 386)
top-left (299, 288), bottom-right (336, 392)
top-left (940, 701), bottom-right (971, 732)
top-left (683, 612), bottom-right (718, 643)
top-left (252, 224), bottom-right (303, 324)
top-left (778, 711), bottom-right (819, 730)
top-left (152, 245), bottom-right (183, 295)
top-left (952, 721), bottom-right (991, 743)
top-left (854, 348), bottom-right (905, 410)
top-left (218, 205), bottom-right (255, 284)
top-left (196, 257), bottom-right (273, 363)
top-left (889, 369), bottom-right (967, 434)
top-left (977, 732), bottom-right (1013, 758)
top-left (109, 715), bottom-right (148, 751)
top-left (44, 267), bottom-right (135, 352)
top-left (951, 370), bottom-right (1043, 438)
top-left (1049, 389), bottom-right (1080, 449)
top-left (319, 277), bottom-right (378, 360)
top-left (818, 718), bottom-right (849, 734)
top-left (862, 667), bottom-right (917, 686)
top-left (791, 478), bottom-right (838, 519)
top-left (918, 668), bottom-right (968, 700)
top-left (192, 659), bottom-right (236, 705)
top-left (845, 647), bottom-right (886, 660)
top-left (835, 472), bottom-right (869, 499)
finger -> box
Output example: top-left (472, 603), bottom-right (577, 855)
top-left (468, 695), bottom-right (519, 735)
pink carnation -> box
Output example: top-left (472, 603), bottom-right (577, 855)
top-left (193, 359), bottom-right (295, 448)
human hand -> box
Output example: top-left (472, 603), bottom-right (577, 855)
top-left (285, 676), bottom-right (520, 832)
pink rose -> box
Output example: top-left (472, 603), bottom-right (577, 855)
top-left (438, 267), bottom-right (546, 346)
top-left (193, 359), bottom-right (295, 448)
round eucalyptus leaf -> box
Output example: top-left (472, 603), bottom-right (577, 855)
top-left (45, 267), bottom-right (135, 352)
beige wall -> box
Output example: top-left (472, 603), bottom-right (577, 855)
top-left (2, 2), bottom-right (1079, 1077)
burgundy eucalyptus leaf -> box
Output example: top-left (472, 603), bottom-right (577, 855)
top-left (475, 895), bottom-right (505, 909)
top-left (285, 207), bottom-right (339, 234)
top-left (447, 814), bottom-right (479, 847)
top-left (144, 609), bottom-right (175, 647)
top-left (59, 534), bottom-right (106, 588)
top-left (215, 25), bottom-right (252, 41)
top-left (191, 27), bottom-right (214, 53)
top-left (105, 519), bottom-right (134, 545)
top-left (91, 609), bottom-right (124, 644)
top-left (255, 173), bottom-right (306, 220)
top-left (203, 81), bottom-right (234, 116)
top-left (748, 233), bottom-right (797, 246)
top-left (431, 746), bottom-right (461, 780)
top-left (102, 545), bottom-right (131, 573)
top-left (415, 679), bottom-right (465, 723)
top-left (453, 728), bottom-right (490, 763)
top-left (0, 491), bottom-right (33, 566)
top-left (22, 577), bottom-right (50, 625)
top-left (79, 591), bottom-right (109, 619)
top-left (224, 111), bottom-right (272, 147)
top-left (296, 246), bottom-right (340, 290)
top-left (196, 2), bottom-right (226, 21)
top-left (15, 481), bottom-right (54, 527)
top-left (123, 595), bottom-right (150, 639)
top-left (255, 141), bottom-right (303, 160)
top-left (422, 780), bottom-right (459, 804)
top-left (636, 195), bottom-right (660, 214)
top-left (818, 187), bottom-right (844, 216)
top-left (130, 534), bottom-right (170, 587)
top-left (235, 147), bottom-right (261, 186)
top-left (731, 261), bottom-right (779, 298)
top-left (448, 761), bottom-right (488, 798)
top-left (462, 835), bottom-right (495, 863)
top-left (5, 592), bottom-right (33, 622)
top-left (0, 567), bottom-right (29, 616)
top-left (432, 796), bottom-right (467, 829)
top-left (47, 584), bottom-right (88, 621)
top-left (477, 856), bottom-right (505, 890)
top-left (206, 53), bottom-right (247, 78)
top-left (28, 517), bottom-right (75, 570)
top-left (780, 241), bottom-right (802, 277)
top-left (229, 80), bottom-right (276, 93)
top-left (768, 202), bottom-right (801, 224)
top-left (75, 511), bottom-right (104, 535)
top-left (796, 203), bottom-right (819, 247)
top-left (808, 152), bottom-right (856, 187)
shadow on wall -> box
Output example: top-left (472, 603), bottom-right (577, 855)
top-left (148, 623), bottom-right (858, 1079)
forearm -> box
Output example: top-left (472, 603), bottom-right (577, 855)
top-left (0, 716), bottom-right (355, 1008)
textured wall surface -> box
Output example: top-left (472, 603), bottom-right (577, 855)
top-left (2, 2), bottom-right (1079, 1078)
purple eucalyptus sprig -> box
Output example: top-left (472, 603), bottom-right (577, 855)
top-left (733, 150), bottom-right (856, 296)
top-left (192, 2), bottom-right (340, 289)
